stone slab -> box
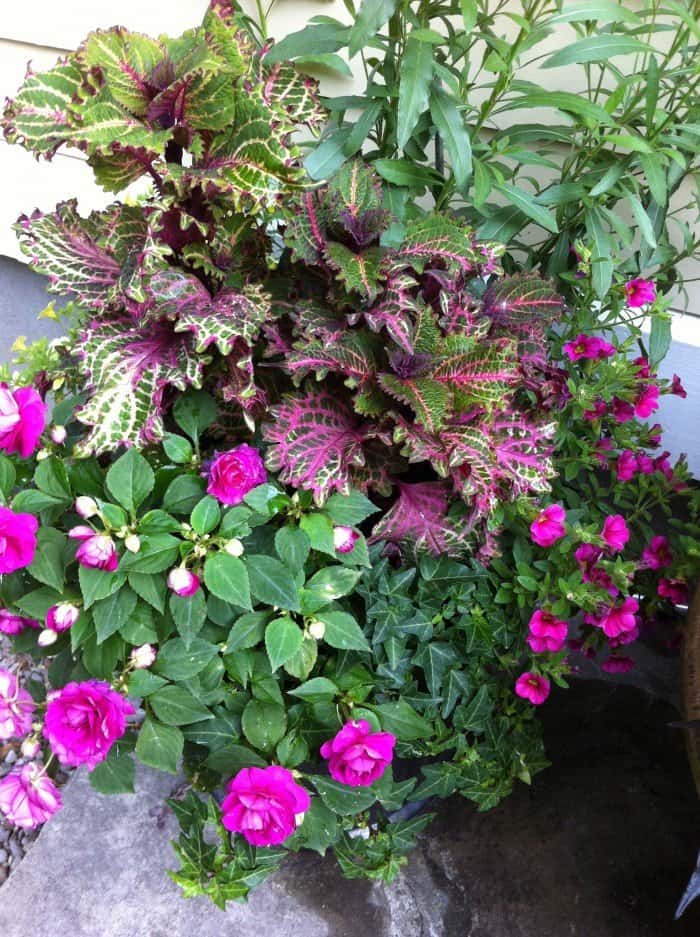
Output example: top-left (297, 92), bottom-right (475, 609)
top-left (0, 683), bottom-right (699, 937)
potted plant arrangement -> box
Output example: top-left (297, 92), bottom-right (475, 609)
top-left (0, 0), bottom-right (696, 906)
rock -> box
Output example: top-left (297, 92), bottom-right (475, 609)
top-left (0, 682), bottom-right (698, 937)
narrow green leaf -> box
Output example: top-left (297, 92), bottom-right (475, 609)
top-left (494, 183), bottom-right (558, 233)
top-left (543, 36), bottom-right (652, 69)
top-left (397, 32), bottom-right (434, 149)
top-left (429, 84), bottom-right (472, 191)
top-left (349, 0), bottom-right (397, 57)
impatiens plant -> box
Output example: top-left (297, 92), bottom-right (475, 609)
top-left (0, 0), bottom-right (697, 910)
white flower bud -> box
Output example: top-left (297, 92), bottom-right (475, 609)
top-left (124, 534), bottom-right (141, 553)
top-left (308, 619), bottom-right (325, 641)
top-left (35, 448), bottom-right (50, 462)
top-left (130, 644), bottom-right (157, 669)
top-left (224, 538), bottom-right (244, 557)
top-left (37, 628), bottom-right (58, 647)
top-left (20, 737), bottom-right (41, 759)
top-left (50, 425), bottom-right (67, 445)
top-left (75, 496), bottom-right (99, 519)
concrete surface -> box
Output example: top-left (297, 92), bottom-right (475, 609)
top-left (0, 681), bottom-right (698, 937)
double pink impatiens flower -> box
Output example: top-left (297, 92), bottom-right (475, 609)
top-left (0, 763), bottom-right (62, 829)
top-left (69, 526), bottom-right (119, 571)
top-left (0, 669), bottom-right (35, 741)
top-left (221, 765), bottom-right (310, 847)
top-left (0, 385), bottom-right (46, 458)
top-left (320, 719), bottom-right (396, 788)
top-left (206, 444), bottom-right (267, 506)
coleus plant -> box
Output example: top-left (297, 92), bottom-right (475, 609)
top-left (3, 3), bottom-right (563, 552)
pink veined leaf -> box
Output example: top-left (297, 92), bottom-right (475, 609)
top-left (363, 272), bottom-right (418, 353)
top-left (391, 214), bottom-right (480, 277)
top-left (369, 481), bottom-right (471, 556)
top-left (482, 274), bottom-right (564, 327)
top-left (263, 390), bottom-right (390, 504)
top-left (73, 318), bottom-right (206, 455)
top-left (286, 330), bottom-right (380, 385)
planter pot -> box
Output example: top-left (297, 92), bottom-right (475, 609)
top-left (681, 586), bottom-right (700, 798)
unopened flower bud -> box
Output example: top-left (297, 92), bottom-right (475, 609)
top-left (75, 496), bottom-right (99, 519)
top-left (50, 425), bottom-right (67, 445)
top-left (35, 448), bottom-right (49, 462)
top-left (308, 619), bottom-right (325, 641)
top-left (20, 737), bottom-right (41, 759)
top-left (130, 644), bottom-right (157, 669)
top-left (37, 628), bottom-right (58, 647)
top-left (46, 602), bottom-right (79, 633)
top-left (167, 567), bottom-right (200, 597)
top-left (333, 525), bottom-right (360, 554)
top-left (224, 538), bottom-right (244, 557)
top-left (124, 534), bottom-right (141, 553)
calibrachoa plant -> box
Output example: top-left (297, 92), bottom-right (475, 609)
top-left (0, 0), bottom-right (697, 908)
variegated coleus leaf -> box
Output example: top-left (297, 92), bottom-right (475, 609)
top-left (263, 389), bottom-right (393, 504)
top-left (482, 274), bottom-right (564, 328)
top-left (73, 319), bottom-right (205, 455)
top-left (369, 481), bottom-right (472, 557)
top-left (391, 214), bottom-right (481, 279)
top-left (286, 330), bottom-right (381, 386)
top-left (325, 243), bottom-right (385, 302)
top-left (394, 416), bottom-right (555, 520)
top-left (362, 272), bottom-right (418, 353)
top-left (325, 161), bottom-right (391, 250)
top-left (14, 201), bottom-right (150, 309)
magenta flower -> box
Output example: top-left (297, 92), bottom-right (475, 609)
top-left (320, 720), bottom-right (396, 787)
top-left (658, 578), bottom-right (689, 605)
top-left (69, 527), bottom-right (118, 571)
top-left (0, 610), bottom-right (39, 635)
top-left (333, 526), bottom-right (360, 554)
top-left (608, 624), bottom-right (639, 648)
top-left (641, 536), bottom-right (672, 570)
top-left (601, 515), bottom-right (630, 553)
top-left (602, 656), bottom-right (634, 674)
top-left (653, 451), bottom-right (674, 480)
top-left (206, 444), bottom-right (266, 506)
top-left (583, 400), bottom-right (607, 421)
top-left (593, 437), bottom-right (613, 467)
top-left (634, 384), bottom-right (659, 419)
top-left (562, 334), bottom-right (615, 361)
top-left (610, 397), bottom-right (635, 423)
top-left (0, 669), bottom-right (35, 741)
top-left (599, 598), bottom-right (639, 638)
top-left (167, 567), bottom-right (200, 597)
top-left (633, 356), bottom-right (652, 379)
top-left (526, 610), bottom-right (568, 654)
top-left (616, 450), bottom-right (638, 482)
top-left (670, 374), bottom-right (687, 398)
top-left (530, 504), bottom-right (566, 548)
top-left (0, 385), bottom-right (46, 458)
top-left (624, 278), bottom-right (656, 308)
top-left (574, 543), bottom-right (618, 595)
top-left (636, 453), bottom-right (654, 475)
top-left (44, 680), bottom-right (135, 770)
top-left (515, 672), bottom-right (550, 705)
top-left (46, 603), bottom-right (80, 634)
top-left (0, 763), bottom-right (62, 829)
top-left (0, 507), bottom-right (38, 574)
top-left (221, 765), bottom-right (310, 847)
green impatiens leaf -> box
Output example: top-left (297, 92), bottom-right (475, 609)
top-left (106, 447), bottom-right (155, 513)
top-left (241, 699), bottom-right (287, 752)
top-left (150, 685), bottom-right (214, 726)
top-left (204, 554), bottom-right (252, 610)
top-left (136, 717), bottom-right (184, 774)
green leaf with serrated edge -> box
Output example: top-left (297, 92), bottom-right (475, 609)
top-left (34, 456), bottom-right (72, 501)
top-left (92, 586), bottom-right (138, 644)
top-left (128, 572), bottom-right (166, 613)
top-left (324, 492), bottom-right (378, 526)
top-left (163, 476), bottom-right (207, 515)
top-left (247, 555), bottom-right (301, 612)
top-left (204, 553), bottom-right (251, 610)
top-left (150, 685), bottom-right (213, 726)
top-left (311, 776), bottom-right (377, 814)
top-left (170, 590), bottom-right (207, 649)
top-left (120, 601), bottom-right (157, 645)
top-left (78, 567), bottom-right (126, 609)
top-left (288, 677), bottom-right (339, 701)
top-left (119, 535), bottom-right (180, 573)
top-left (181, 710), bottom-right (240, 749)
top-left (127, 669), bottom-right (166, 697)
top-left (136, 717), bottom-right (183, 774)
top-left (303, 567), bottom-right (362, 610)
top-left (89, 747), bottom-right (135, 794)
top-left (265, 616), bottom-right (303, 672)
top-left (225, 611), bottom-right (270, 653)
top-left (373, 700), bottom-right (431, 740)
top-left (206, 743), bottom-right (266, 774)
top-left (286, 798), bottom-right (339, 855)
top-left (241, 699), bottom-right (286, 752)
top-left (274, 526), bottom-right (311, 572)
top-left (315, 609), bottom-right (370, 651)
top-left (300, 513), bottom-right (336, 556)
top-left (162, 434), bottom-right (193, 464)
top-left (153, 637), bottom-right (219, 681)
top-left (106, 448), bottom-right (155, 513)
top-left (190, 496), bottom-right (220, 536)
top-left (27, 527), bottom-right (66, 593)
top-left (283, 635), bottom-right (318, 681)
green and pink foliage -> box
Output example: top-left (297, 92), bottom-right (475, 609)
top-left (3, 6), bottom-right (561, 555)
